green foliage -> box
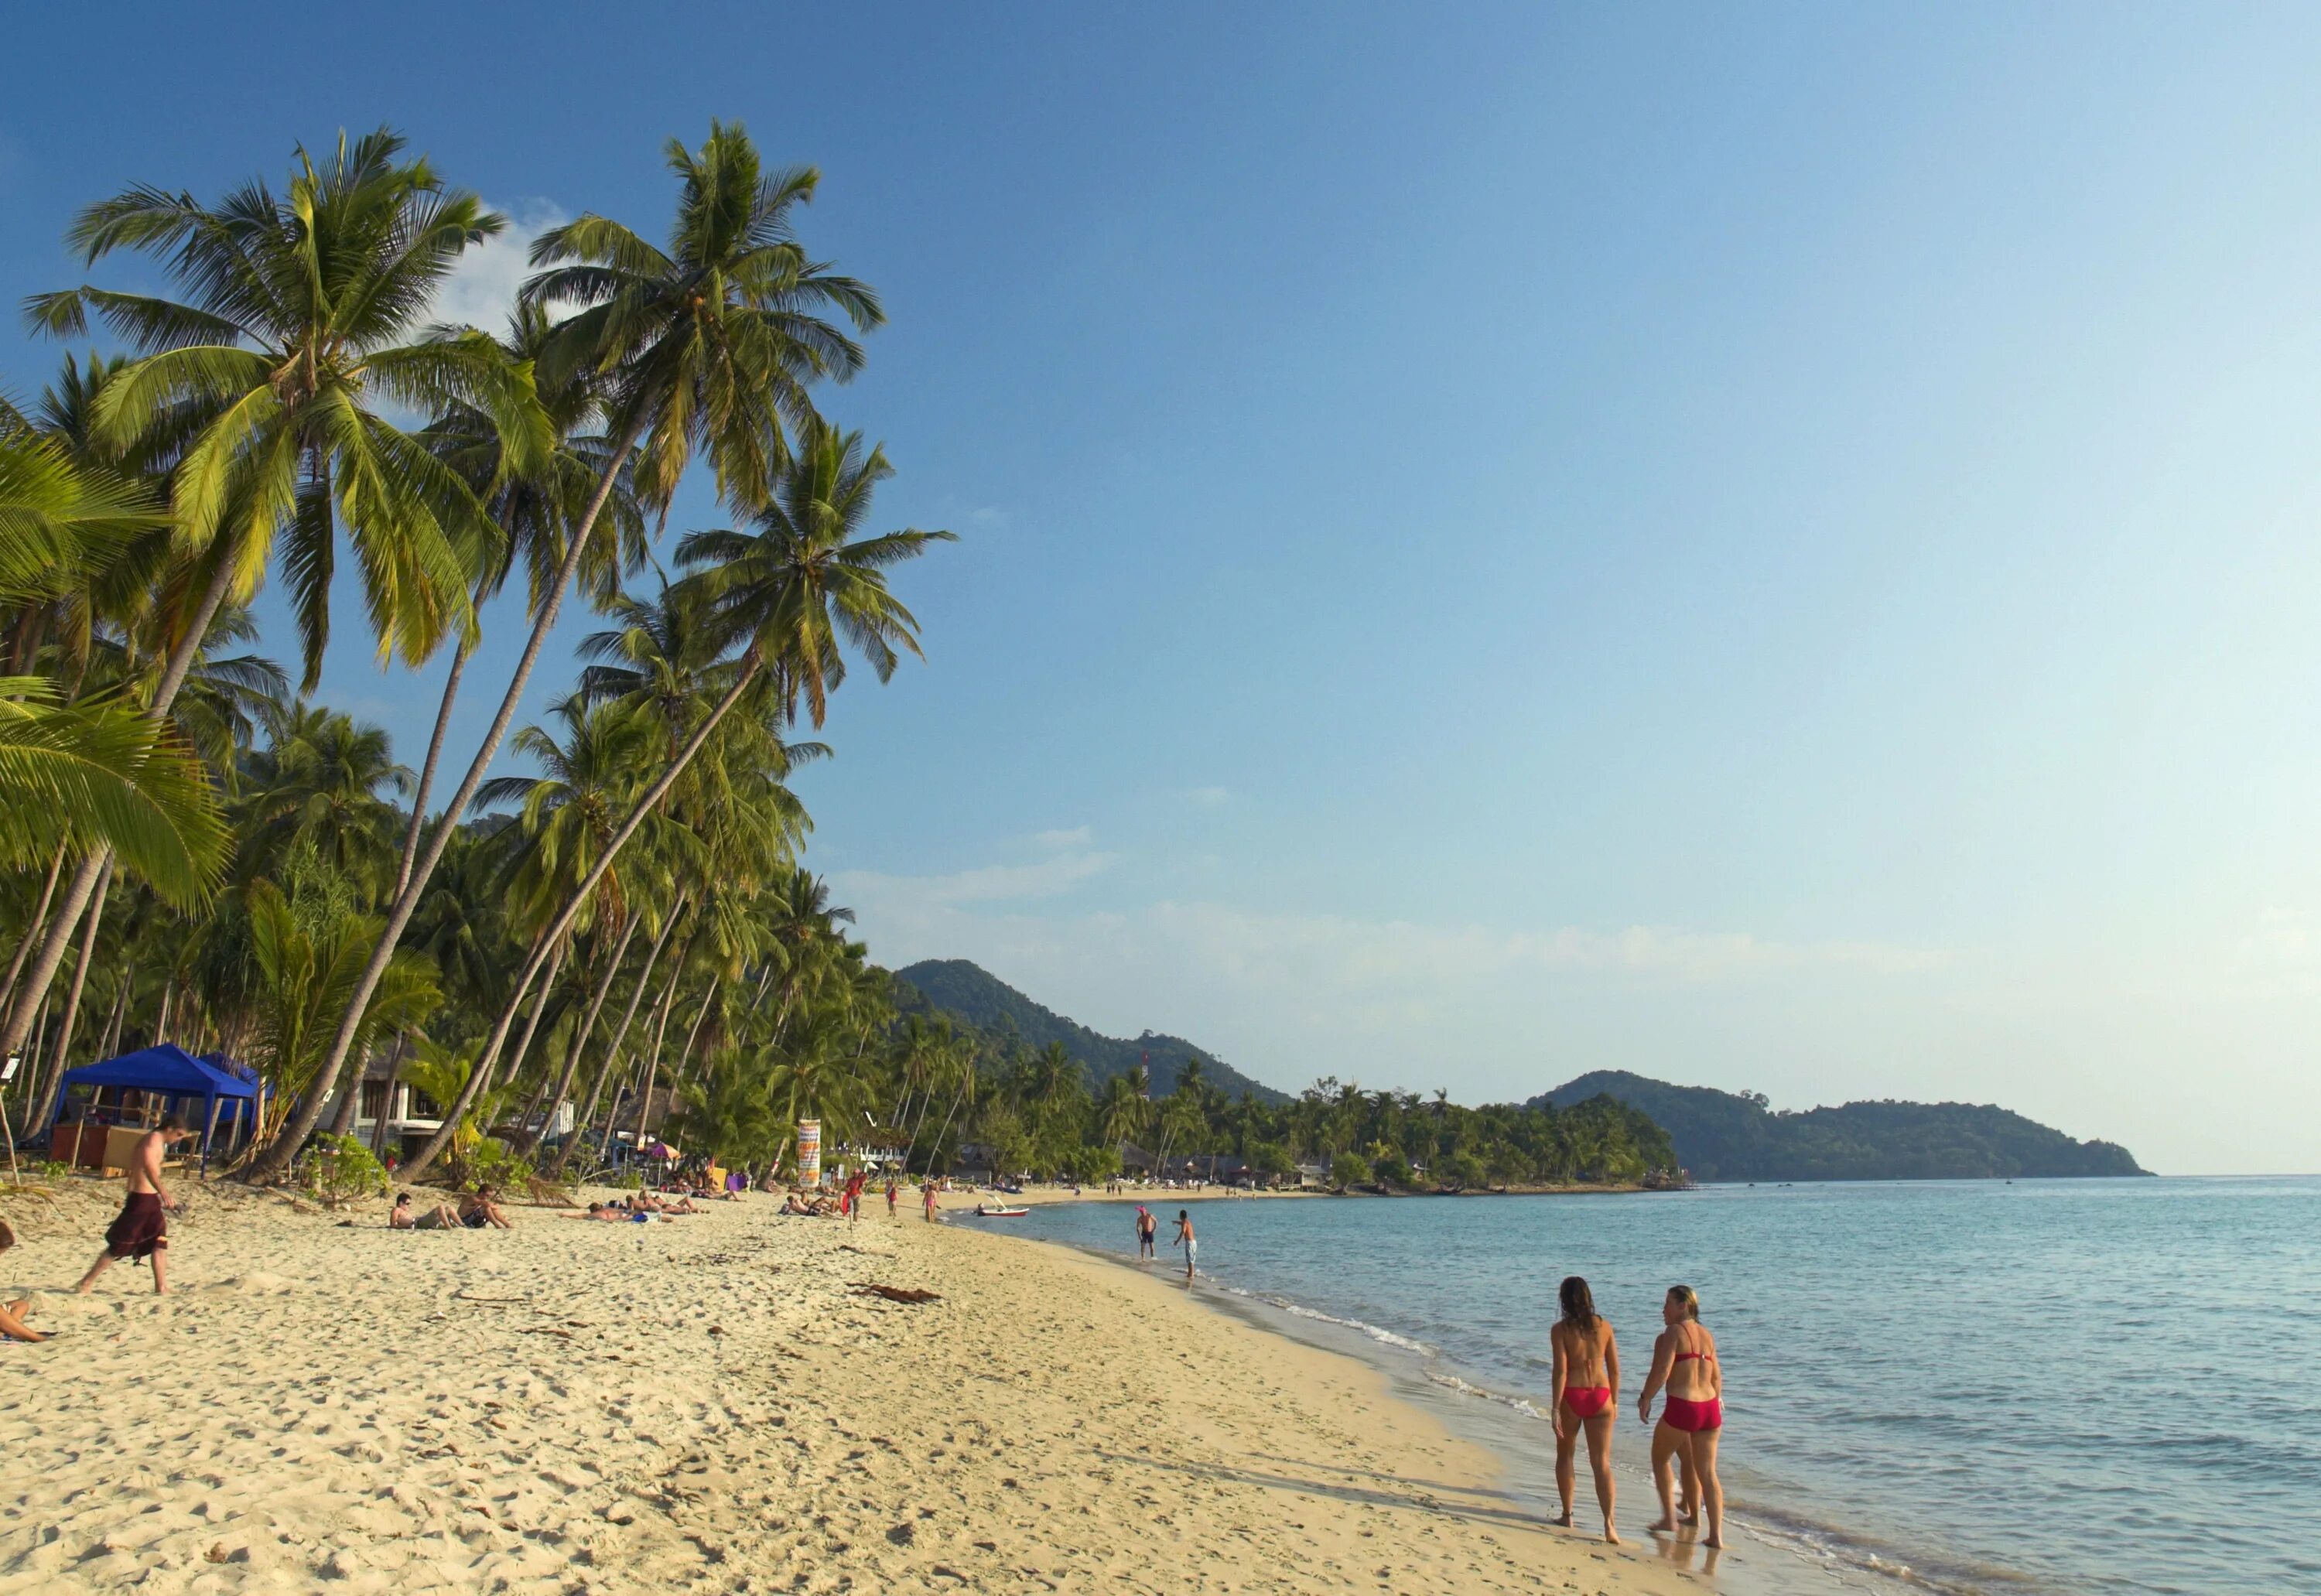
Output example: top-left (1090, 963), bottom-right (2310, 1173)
top-left (465, 1137), bottom-right (534, 1193)
top-left (305, 1133), bottom-right (388, 1206)
top-left (1447, 1151), bottom-right (1490, 1191)
top-left (1330, 1151), bottom-right (1372, 1190)
top-left (1371, 1153), bottom-right (1414, 1191)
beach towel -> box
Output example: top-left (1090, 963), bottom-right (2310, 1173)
top-left (104, 1191), bottom-right (168, 1260)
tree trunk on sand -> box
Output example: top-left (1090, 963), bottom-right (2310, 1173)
top-left (498, 939), bottom-right (566, 1106)
top-left (256, 416), bottom-right (649, 1184)
top-left (395, 641), bottom-right (467, 900)
top-left (523, 917), bottom-right (638, 1153)
top-left (97, 973), bottom-right (130, 1064)
top-left (600, 957), bottom-right (682, 1166)
top-left (0, 840), bottom-right (68, 1027)
top-left (634, 988), bottom-right (714, 1154)
top-left (370, 1030), bottom-right (409, 1160)
top-left (0, 544), bottom-right (241, 1069)
top-left (555, 908), bottom-right (679, 1176)
top-left (30, 856), bottom-right (114, 1130)
top-left (327, 1042), bottom-right (368, 1137)
top-left (384, 651), bottom-right (759, 1181)
top-left (394, 936), bottom-right (563, 1182)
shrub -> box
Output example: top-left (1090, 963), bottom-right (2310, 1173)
top-left (1371, 1153), bottom-right (1414, 1191)
top-left (306, 1134), bottom-right (390, 1207)
top-left (1329, 1150), bottom-right (1371, 1191)
top-left (1448, 1151), bottom-right (1491, 1191)
top-left (465, 1137), bottom-right (535, 1193)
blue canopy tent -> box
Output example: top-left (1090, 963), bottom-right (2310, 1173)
top-left (47, 1044), bottom-right (261, 1172)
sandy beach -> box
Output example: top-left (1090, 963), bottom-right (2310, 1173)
top-left (0, 1178), bottom-right (1717, 1596)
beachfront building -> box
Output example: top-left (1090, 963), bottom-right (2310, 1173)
top-left (325, 1054), bottom-right (443, 1164)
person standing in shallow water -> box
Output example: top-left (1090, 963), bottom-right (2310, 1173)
top-left (1173, 1209), bottom-right (1196, 1280)
top-left (1136, 1205), bottom-right (1157, 1259)
top-left (1639, 1283), bottom-right (1725, 1549)
top-left (1550, 1275), bottom-right (1620, 1542)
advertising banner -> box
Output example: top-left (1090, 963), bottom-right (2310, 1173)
top-left (798, 1119), bottom-right (822, 1186)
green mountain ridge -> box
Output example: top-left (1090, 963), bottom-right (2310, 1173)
top-left (891, 959), bottom-right (1290, 1106)
top-left (1532, 1070), bottom-right (2149, 1181)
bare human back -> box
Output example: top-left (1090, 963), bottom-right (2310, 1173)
top-left (77, 1115), bottom-right (195, 1295)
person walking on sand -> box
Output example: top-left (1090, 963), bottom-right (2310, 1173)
top-left (923, 1180), bottom-right (939, 1223)
top-left (1549, 1275), bottom-right (1621, 1542)
top-left (75, 1115), bottom-right (194, 1295)
top-left (886, 1177), bottom-right (899, 1221)
top-left (1639, 1284), bottom-right (1725, 1549)
top-left (1136, 1205), bottom-right (1157, 1259)
top-left (1173, 1209), bottom-right (1197, 1280)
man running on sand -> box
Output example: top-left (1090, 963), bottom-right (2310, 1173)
top-left (77, 1115), bottom-right (194, 1295)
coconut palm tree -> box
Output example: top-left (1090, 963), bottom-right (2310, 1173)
top-left (398, 419), bottom-right (940, 1177)
top-left (7, 128), bottom-right (538, 1081)
top-left (304, 122), bottom-right (882, 1182)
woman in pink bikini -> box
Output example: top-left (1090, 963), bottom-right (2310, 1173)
top-left (1549, 1275), bottom-right (1619, 1541)
top-left (1638, 1283), bottom-right (1724, 1547)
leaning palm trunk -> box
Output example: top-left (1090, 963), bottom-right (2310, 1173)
top-left (524, 917), bottom-right (637, 1152)
top-left (555, 907), bottom-right (679, 1176)
top-left (600, 959), bottom-right (683, 1164)
top-left (497, 939), bottom-right (566, 1105)
top-left (393, 936), bottom-right (565, 1182)
top-left (0, 840), bottom-right (69, 1027)
top-left (29, 855), bottom-right (114, 1130)
top-left (250, 415), bottom-right (650, 1182)
top-left (0, 549), bottom-right (238, 1070)
top-left (395, 654), bottom-right (761, 1180)
top-left (395, 641), bottom-right (468, 898)
top-left (370, 1030), bottom-right (410, 1160)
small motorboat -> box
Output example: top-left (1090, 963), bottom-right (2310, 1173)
top-left (976, 1203), bottom-right (1031, 1218)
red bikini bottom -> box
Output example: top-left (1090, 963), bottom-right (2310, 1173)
top-left (1561, 1386), bottom-right (1612, 1420)
top-left (1663, 1396), bottom-right (1722, 1433)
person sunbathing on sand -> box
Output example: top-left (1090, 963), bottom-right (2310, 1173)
top-left (566, 1202), bottom-right (630, 1222)
top-left (0, 1222), bottom-right (51, 1342)
top-left (390, 1191), bottom-right (461, 1229)
top-left (460, 1186), bottom-right (514, 1229)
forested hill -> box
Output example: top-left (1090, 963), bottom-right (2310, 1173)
top-left (1531, 1071), bottom-right (2149, 1181)
top-left (893, 959), bottom-right (1290, 1105)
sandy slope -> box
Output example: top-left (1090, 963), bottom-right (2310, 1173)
top-left (0, 1177), bottom-right (1710, 1595)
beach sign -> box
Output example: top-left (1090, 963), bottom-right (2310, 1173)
top-left (798, 1118), bottom-right (822, 1186)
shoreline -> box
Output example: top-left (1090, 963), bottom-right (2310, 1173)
top-left (1, 1174), bottom-right (1709, 1594)
top-left (951, 1200), bottom-right (1930, 1596)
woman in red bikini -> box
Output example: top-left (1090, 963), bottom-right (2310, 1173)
top-left (1638, 1283), bottom-right (1724, 1548)
top-left (1549, 1275), bottom-right (1620, 1541)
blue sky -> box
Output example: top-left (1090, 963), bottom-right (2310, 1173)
top-left (8, 4), bottom-right (2320, 1171)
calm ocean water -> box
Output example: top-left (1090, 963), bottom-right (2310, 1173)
top-left (964, 1178), bottom-right (2321, 1595)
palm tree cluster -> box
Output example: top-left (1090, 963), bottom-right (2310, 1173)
top-left (887, 1030), bottom-right (1679, 1190)
top-left (0, 124), bottom-right (955, 1186)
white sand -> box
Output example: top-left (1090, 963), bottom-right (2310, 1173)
top-left (0, 1177), bottom-right (1712, 1594)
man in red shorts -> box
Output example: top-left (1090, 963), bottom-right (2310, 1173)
top-left (76, 1114), bottom-right (195, 1295)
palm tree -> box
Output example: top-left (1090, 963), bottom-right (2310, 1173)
top-left (7, 128), bottom-right (538, 1081)
top-left (311, 122), bottom-right (882, 1182)
top-left (398, 419), bottom-right (941, 1178)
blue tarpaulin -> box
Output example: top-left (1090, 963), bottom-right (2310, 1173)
top-left (50, 1044), bottom-right (261, 1168)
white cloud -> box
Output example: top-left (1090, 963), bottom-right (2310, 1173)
top-left (1184, 785), bottom-right (1230, 807)
top-left (426, 200), bottom-right (569, 335)
top-left (969, 506), bottom-right (1006, 525)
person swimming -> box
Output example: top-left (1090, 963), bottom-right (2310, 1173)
top-left (1638, 1283), bottom-right (1724, 1548)
top-left (1549, 1274), bottom-right (1619, 1541)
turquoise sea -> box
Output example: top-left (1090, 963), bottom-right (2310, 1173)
top-left (963, 1178), bottom-right (2321, 1595)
